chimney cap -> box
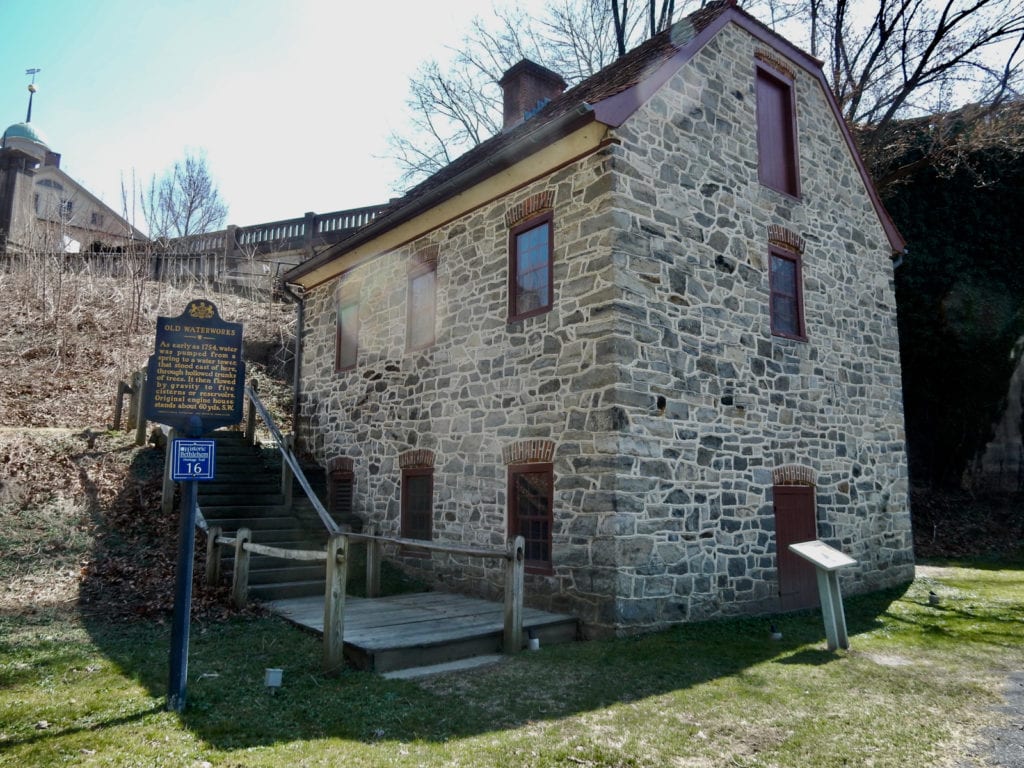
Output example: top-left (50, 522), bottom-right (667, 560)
top-left (498, 59), bottom-right (566, 91)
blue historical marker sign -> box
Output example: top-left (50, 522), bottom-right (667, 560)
top-left (141, 300), bottom-right (245, 713)
top-left (144, 300), bottom-right (245, 433)
top-left (171, 439), bottom-right (216, 481)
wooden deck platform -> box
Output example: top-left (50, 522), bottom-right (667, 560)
top-left (266, 592), bottom-right (578, 672)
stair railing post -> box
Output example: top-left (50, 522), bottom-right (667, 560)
top-left (205, 526), bottom-right (222, 587)
top-left (366, 524), bottom-right (381, 599)
top-left (231, 527), bottom-right (252, 608)
top-left (244, 384), bottom-right (258, 445)
top-left (133, 370), bottom-right (148, 447)
top-left (323, 533), bottom-right (347, 675)
top-left (503, 535), bottom-right (525, 654)
top-left (281, 434), bottom-right (294, 511)
top-left (161, 428), bottom-right (177, 518)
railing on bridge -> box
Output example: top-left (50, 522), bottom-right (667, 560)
top-left (153, 203), bottom-right (391, 294)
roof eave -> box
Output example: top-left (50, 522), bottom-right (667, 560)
top-left (284, 105), bottom-right (597, 286)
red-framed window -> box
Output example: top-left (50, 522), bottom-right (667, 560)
top-left (508, 212), bottom-right (553, 321)
top-left (769, 246), bottom-right (806, 340)
top-left (756, 64), bottom-right (800, 197)
top-left (401, 467), bottom-right (433, 541)
top-left (508, 462), bottom-right (553, 574)
top-left (335, 295), bottom-right (359, 371)
top-left (407, 262), bottom-right (436, 350)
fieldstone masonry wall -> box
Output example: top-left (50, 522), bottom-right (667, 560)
top-left (297, 21), bottom-right (913, 636)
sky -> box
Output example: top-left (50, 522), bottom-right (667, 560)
top-left (0, 0), bottom-right (545, 229)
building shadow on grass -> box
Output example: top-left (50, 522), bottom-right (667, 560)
top-left (79, 508), bottom-right (917, 754)
top-left (74, 437), bottom-right (942, 753)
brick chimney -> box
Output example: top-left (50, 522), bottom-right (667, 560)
top-left (498, 60), bottom-right (567, 132)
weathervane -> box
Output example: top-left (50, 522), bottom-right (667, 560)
top-left (25, 68), bottom-right (41, 123)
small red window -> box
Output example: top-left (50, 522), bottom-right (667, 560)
top-left (508, 463), bottom-right (553, 573)
top-left (401, 467), bottom-right (433, 541)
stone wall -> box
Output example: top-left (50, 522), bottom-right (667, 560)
top-left (299, 150), bottom-right (628, 627)
top-left (594, 23), bottom-right (912, 629)
top-left (296, 20), bottom-right (913, 636)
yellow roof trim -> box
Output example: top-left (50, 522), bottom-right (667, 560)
top-left (294, 122), bottom-right (610, 290)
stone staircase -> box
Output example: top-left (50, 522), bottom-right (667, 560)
top-left (198, 430), bottom-right (332, 601)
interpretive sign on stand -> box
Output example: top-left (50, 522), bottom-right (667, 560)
top-left (788, 540), bottom-right (857, 651)
top-left (143, 300), bottom-right (245, 713)
top-left (144, 300), bottom-right (244, 433)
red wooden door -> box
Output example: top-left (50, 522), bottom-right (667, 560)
top-left (774, 485), bottom-right (819, 610)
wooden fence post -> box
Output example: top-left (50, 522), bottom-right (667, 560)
top-left (323, 533), bottom-right (348, 675)
top-left (281, 434), bottom-right (294, 510)
top-left (126, 371), bottom-right (143, 431)
top-left (504, 535), bottom-right (525, 654)
top-left (161, 428), bottom-right (177, 518)
top-left (205, 526), bottom-right (222, 587)
top-left (366, 524), bottom-right (382, 599)
top-left (132, 370), bottom-right (147, 446)
top-left (113, 380), bottom-right (130, 431)
top-left (231, 528), bottom-right (252, 608)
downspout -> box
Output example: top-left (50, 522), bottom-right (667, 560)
top-left (280, 282), bottom-right (306, 446)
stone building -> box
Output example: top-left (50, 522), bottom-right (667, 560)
top-left (282, 0), bottom-right (913, 636)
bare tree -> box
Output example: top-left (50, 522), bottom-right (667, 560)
top-left (779, 0), bottom-right (1024, 188)
top-left (612, 0), bottom-right (678, 56)
top-left (141, 151), bottom-right (228, 240)
top-left (386, 0), bottom-right (683, 188)
top-left (389, 0), bottom-right (1022, 193)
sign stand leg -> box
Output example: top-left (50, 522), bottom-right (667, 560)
top-left (167, 478), bottom-right (198, 711)
top-left (167, 417), bottom-right (203, 713)
top-left (827, 571), bottom-right (849, 649)
top-left (815, 569), bottom-right (850, 651)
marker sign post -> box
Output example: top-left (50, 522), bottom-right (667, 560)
top-left (144, 300), bottom-right (244, 713)
top-left (788, 540), bottom-right (857, 651)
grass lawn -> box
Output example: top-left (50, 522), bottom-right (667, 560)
top-left (2, 560), bottom-right (1022, 767)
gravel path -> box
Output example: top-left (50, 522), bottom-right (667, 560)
top-left (960, 673), bottom-right (1024, 767)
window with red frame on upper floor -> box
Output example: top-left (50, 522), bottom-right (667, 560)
top-left (769, 246), bottom-right (806, 340)
top-left (335, 295), bottom-right (358, 371)
top-left (756, 63), bottom-right (800, 197)
top-left (407, 262), bottom-right (436, 350)
top-left (508, 212), bottom-right (553, 321)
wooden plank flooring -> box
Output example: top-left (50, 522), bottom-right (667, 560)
top-left (266, 592), bottom-right (578, 672)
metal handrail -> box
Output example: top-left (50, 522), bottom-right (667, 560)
top-left (244, 383), bottom-right (341, 535)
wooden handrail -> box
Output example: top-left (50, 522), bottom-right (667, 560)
top-left (206, 529), bottom-right (528, 668)
top-left (243, 383), bottom-right (341, 535)
top-left (345, 531), bottom-right (516, 561)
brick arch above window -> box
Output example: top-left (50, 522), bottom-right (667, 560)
top-left (328, 456), bottom-right (354, 474)
top-left (755, 49), bottom-right (796, 81)
top-left (399, 449), bottom-right (435, 469)
top-left (768, 225), bottom-right (805, 255)
top-left (411, 243), bottom-right (439, 270)
top-left (504, 191), bottom-right (555, 230)
top-left (772, 464), bottom-right (817, 487)
top-left (503, 439), bottom-right (556, 466)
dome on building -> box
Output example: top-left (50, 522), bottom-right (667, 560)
top-left (1, 121), bottom-right (49, 148)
